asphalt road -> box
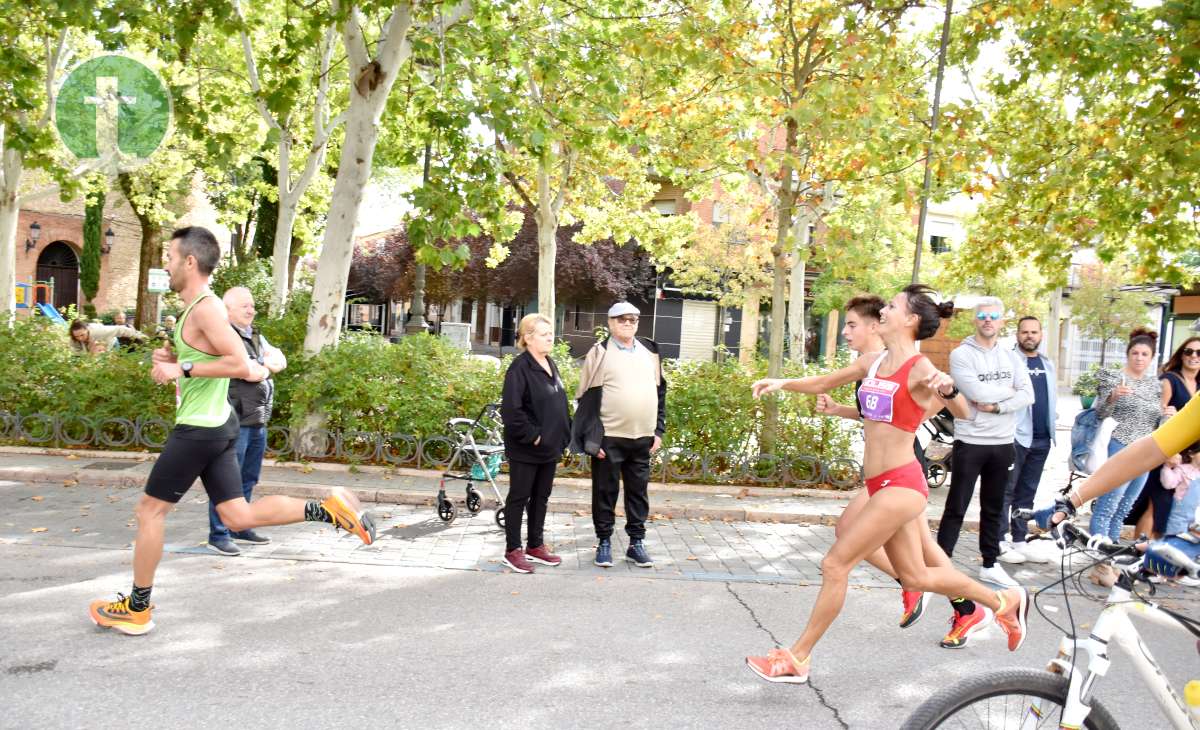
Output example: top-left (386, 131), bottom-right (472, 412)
top-left (2, 536), bottom-right (1197, 729)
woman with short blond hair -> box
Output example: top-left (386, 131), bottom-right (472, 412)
top-left (499, 313), bottom-right (571, 573)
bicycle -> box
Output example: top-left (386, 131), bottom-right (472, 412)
top-left (901, 518), bottom-right (1200, 729)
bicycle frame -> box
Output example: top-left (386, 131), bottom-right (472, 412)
top-left (1044, 582), bottom-right (1196, 729)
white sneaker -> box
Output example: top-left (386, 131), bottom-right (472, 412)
top-left (979, 564), bottom-right (1020, 587)
top-left (1016, 540), bottom-right (1054, 564)
top-left (998, 543), bottom-right (1027, 564)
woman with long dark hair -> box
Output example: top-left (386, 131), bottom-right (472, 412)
top-left (745, 285), bottom-right (1030, 684)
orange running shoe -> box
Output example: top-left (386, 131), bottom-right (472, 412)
top-left (745, 648), bottom-right (810, 684)
top-left (940, 605), bottom-right (994, 649)
top-left (900, 590), bottom-right (927, 628)
top-left (321, 487), bottom-right (376, 545)
top-left (995, 586), bottom-right (1030, 652)
top-left (89, 594), bottom-right (154, 636)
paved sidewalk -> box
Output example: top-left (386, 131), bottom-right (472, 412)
top-left (0, 447), bottom-right (978, 528)
top-left (2, 474), bottom-right (1193, 604)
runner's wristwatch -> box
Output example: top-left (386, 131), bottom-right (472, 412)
top-left (181, 361), bottom-right (193, 378)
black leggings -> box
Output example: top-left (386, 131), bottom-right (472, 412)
top-left (937, 441), bottom-right (1014, 567)
top-left (504, 460), bottom-right (557, 552)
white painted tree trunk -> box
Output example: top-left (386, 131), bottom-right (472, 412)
top-left (0, 146), bottom-right (25, 318)
top-left (738, 288), bottom-right (761, 365)
top-left (787, 212), bottom-right (812, 363)
top-left (270, 197), bottom-right (299, 314)
top-left (302, 2), bottom-right (415, 356)
top-left (303, 106), bottom-right (388, 355)
top-left (534, 153), bottom-right (557, 320)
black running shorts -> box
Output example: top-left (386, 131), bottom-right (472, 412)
top-left (144, 430), bottom-right (243, 505)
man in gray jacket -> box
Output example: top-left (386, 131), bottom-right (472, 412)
top-left (937, 297), bottom-right (1033, 592)
top-left (999, 316), bottom-right (1057, 564)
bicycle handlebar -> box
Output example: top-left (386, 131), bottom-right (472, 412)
top-left (1015, 509), bottom-right (1200, 578)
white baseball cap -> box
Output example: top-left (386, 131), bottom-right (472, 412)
top-left (607, 302), bottom-right (640, 318)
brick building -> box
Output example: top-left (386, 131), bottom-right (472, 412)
top-left (15, 176), bottom-right (228, 318)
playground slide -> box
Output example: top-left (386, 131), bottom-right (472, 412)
top-left (36, 303), bottom-right (67, 325)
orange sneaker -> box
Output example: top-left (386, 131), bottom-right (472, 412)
top-left (939, 605), bottom-right (994, 649)
top-left (995, 586), bottom-right (1030, 652)
top-left (745, 648), bottom-right (810, 684)
top-left (89, 594), bottom-right (154, 636)
top-left (321, 487), bottom-right (376, 545)
top-left (900, 590), bottom-right (927, 628)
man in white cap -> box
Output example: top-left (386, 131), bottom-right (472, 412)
top-left (570, 301), bottom-right (667, 568)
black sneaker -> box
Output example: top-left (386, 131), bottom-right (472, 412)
top-left (207, 538), bottom-right (241, 556)
top-left (595, 538), bottom-right (613, 567)
top-left (626, 539), bottom-right (653, 568)
top-left (231, 529), bottom-right (271, 545)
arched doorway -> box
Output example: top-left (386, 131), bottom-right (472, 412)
top-left (36, 241), bottom-right (80, 310)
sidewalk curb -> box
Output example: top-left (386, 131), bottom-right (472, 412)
top-left (0, 445), bottom-right (856, 500)
top-left (0, 463), bottom-right (978, 531)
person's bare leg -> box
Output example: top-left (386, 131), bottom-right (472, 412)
top-left (839, 492), bottom-right (950, 575)
top-left (216, 495), bottom-right (305, 531)
top-left (884, 518), bottom-right (1001, 610)
top-left (788, 490), bottom-right (925, 660)
top-left (837, 490), bottom-right (897, 577)
top-left (132, 495), bottom-right (174, 588)
top-left (917, 513), bottom-right (954, 568)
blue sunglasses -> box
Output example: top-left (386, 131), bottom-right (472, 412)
top-left (976, 312), bottom-right (1003, 321)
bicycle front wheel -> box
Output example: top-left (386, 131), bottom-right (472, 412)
top-left (900, 668), bottom-right (1120, 730)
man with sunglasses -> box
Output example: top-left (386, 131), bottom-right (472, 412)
top-left (935, 297), bottom-right (1033, 646)
top-left (570, 302), bottom-right (667, 569)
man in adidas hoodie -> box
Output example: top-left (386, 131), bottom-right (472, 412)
top-left (937, 297), bottom-right (1033, 593)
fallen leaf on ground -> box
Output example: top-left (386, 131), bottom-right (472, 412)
top-left (30, 495), bottom-right (44, 502)
top-left (63, 479), bottom-right (77, 487)
top-left (510, 591), bottom-right (519, 596)
top-left (65, 454), bottom-right (78, 460)
top-left (71, 527), bottom-right (81, 533)
top-left (736, 488), bottom-right (750, 499)
top-left (30, 527), bottom-right (48, 533)
top-left (686, 556), bottom-right (698, 561)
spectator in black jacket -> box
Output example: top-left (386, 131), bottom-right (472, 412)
top-left (499, 313), bottom-right (571, 574)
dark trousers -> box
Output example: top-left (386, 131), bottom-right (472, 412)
top-left (208, 425), bottom-right (266, 542)
top-left (504, 460), bottom-right (557, 552)
top-left (937, 441), bottom-right (1015, 567)
top-left (591, 436), bottom-right (653, 540)
top-left (1002, 437), bottom-right (1051, 544)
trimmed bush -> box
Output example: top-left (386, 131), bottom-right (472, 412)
top-left (0, 312), bottom-right (857, 486)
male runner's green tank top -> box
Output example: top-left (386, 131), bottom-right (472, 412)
top-left (174, 292), bottom-right (234, 429)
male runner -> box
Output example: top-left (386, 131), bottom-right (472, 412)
top-left (89, 227), bottom-right (375, 635)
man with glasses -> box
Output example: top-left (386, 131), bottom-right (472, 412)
top-left (999, 316), bottom-right (1057, 565)
top-left (935, 297), bottom-right (1033, 648)
top-left (570, 302), bottom-right (667, 568)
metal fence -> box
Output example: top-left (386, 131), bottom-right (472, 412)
top-left (0, 411), bottom-right (862, 489)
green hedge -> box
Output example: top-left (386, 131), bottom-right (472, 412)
top-left (0, 313), bottom-right (856, 481)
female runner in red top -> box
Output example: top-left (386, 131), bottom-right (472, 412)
top-left (745, 284), bottom-right (1031, 684)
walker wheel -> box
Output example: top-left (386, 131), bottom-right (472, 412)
top-left (437, 498), bottom-right (457, 523)
top-left (466, 489), bottom-right (482, 514)
top-left (494, 507), bottom-right (506, 528)
top-left (926, 462), bottom-right (948, 489)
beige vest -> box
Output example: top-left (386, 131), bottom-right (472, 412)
top-left (599, 340), bottom-right (658, 439)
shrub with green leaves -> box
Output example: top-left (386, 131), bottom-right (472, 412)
top-left (289, 332), bottom-right (504, 436)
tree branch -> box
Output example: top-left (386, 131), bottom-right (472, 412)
top-left (232, 0), bottom-right (284, 133)
top-left (38, 28), bottom-right (70, 129)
